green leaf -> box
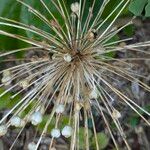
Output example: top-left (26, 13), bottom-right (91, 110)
top-left (0, 88), bottom-right (11, 109)
top-left (129, 117), bottom-right (139, 127)
top-left (37, 115), bottom-right (69, 133)
top-left (123, 25), bottom-right (135, 37)
top-left (129, 0), bottom-right (148, 16)
top-left (0, 0), bottom-right (29, 51)
top-left (145, 0), bottom-right (150, 17)
top-left (92, 132), bottom-right (109, 150)
top-left (79, 127), bottom-right (93, 149)
top-left (38, 115), bottom-right (56, 133)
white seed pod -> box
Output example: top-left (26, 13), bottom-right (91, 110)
top-left (10, 116), bottom-right (22, 127)
top-left (20, 119), bottom-right (26, 127)
top-left (67, 95), bottom-right (73, 104)
top-left (51, 128), bottom-right (61, 138)
top-left (3, 70), bottom-right (11, 77)
top-left (112, 109), bottom-right (121, 119)
top-left (89, 89), bottom-right (98, 99)
top-left (62, 125), bottom-right (73, 138)
top-left (19, 79), bottom-right (29, 89)
top-left (52, 53), bottom-right (58, 60)
top-left (88, 32), bottom-right (95, 40)
top-left (1, 76), bottom-right (11, 86)
top-left (27, 142), bottom-right (37, 150)
top-left (75, 102), bottom-right (82, 111)
top-left (55, 104), bottom-right (65, 114)
top-left (71, 2), bottom-right (80, 14)
top-left (131, 81), bottom-right (140, 99)
top-left (63, 53), bottom-right (72, 62)
top-left (0, 125), bottom-right (7, 136)
top-left (30, 111), bottom-right (43, 126)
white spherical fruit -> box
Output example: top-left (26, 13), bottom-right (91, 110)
top-left (55, 104), bottom-right (65, 114)
top-left (64, 53), bottom-right (72, 62)
top-left (28, 142), bottom-right (37, 150)
top-left (1, 76), bottom-right (11, 85)
top-left (3, 70), bottom-right (11, 77)
top-left (51, 128), bottom-right (61, 138)
top-left (20, 119), bottom-right (26, 127)
top-left (0, 125), bottom-right (7, 136)
top-left (30, 111), bottom-right (43, 126)
top-left (112, 109), bottom-right (121, 119)
top-left (19, 80), bottom-right (29, 89)
top-left (62, 126), bottom-right (73, 138)
top-left (89, 89), bottom-right (98, 99)
top-left (10, 116), bottom-right (22, 127)
top-left (71, 2), bottom-right (79, 13)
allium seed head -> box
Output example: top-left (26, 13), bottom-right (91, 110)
top-left (0, 0), bottom-right (150, 149)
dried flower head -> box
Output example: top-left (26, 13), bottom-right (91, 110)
top-left (0, 0), bottom-right (150, 149)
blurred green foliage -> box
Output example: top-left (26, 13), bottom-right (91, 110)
top-left (129, 0), bottom-right (150, 17)
top-left (0, 0), bottom-right (138, 52)
top-left (0, 88), bottom-right (21, 109)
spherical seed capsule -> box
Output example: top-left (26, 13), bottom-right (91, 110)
top-left (71, 2), bottom-right (79, 14)
top-left (64, 53), bottom-right (72, 62)
top-left (112, 109), bottom-right (121, 119)
top-left (89, 89), bottom-right (98, 99)
top-left (75, 102), bottom-right (82, 111)
top-left (27, 142), bottom-right (37, 150)
top-left (1, 76), bottom-right (11, 86)
top-left (20, 119), bottom-right (26, 127)
top-left (19, 79), bottom-right (29, 89)
top-left (10, 116), bottom-right (22, 127)
top-left (30, 111), bottom-right (43, 126)
top-left (62, 126), bottom-right (73, 138)
top-left (55, 104), bottom-right (65, 114)
top-left (51, 128), bottom-right (61, 138)
top-left (3, 70), bottom-right (11, 77)
top-left (0, 125), bottom-right (7, 136)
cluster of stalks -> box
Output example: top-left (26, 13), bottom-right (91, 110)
top-left (0, 0), bottom-right (150, 149)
